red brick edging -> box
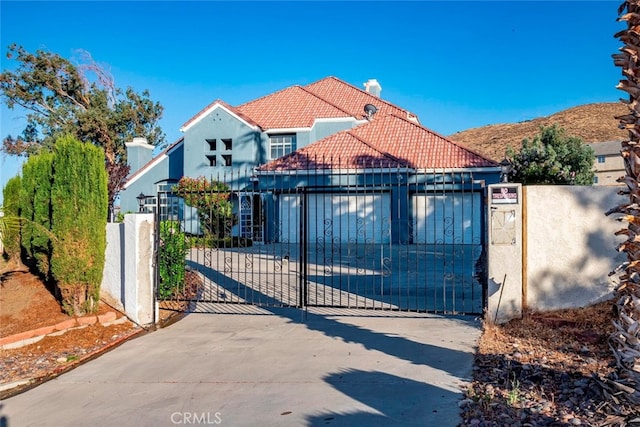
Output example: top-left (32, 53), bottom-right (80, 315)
top-left (0, 311), bottom-right (118, 347)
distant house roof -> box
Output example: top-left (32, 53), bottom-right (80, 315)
top-left (258, 114), bottom-right (497, 171)
top-left (587, 140), bottom-right (622, 156)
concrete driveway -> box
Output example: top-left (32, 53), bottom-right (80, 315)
top-left (1, 307), bottom-right (481, 427)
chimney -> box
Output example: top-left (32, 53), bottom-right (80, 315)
top-left (125, 137), bottom-right (154, 173)
top-left (364, 79), bottom-right (382, 98)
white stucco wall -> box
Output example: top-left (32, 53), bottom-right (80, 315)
top-left (101, 214), bottom-right (155, 325)
top-left (525, 186), bottom-right (626, 312)
top-left (489, 185), bottom-right (627, 323)
top-left (100, 223), bottom-right (125, 311)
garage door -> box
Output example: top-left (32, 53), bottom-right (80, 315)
top-left (412, 192), bottom-right (482, 244)
top-left (280, 193), bottom-right (391, 244)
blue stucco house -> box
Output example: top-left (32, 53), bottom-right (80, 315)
top-left (119, 76), bottom-right (500, 244)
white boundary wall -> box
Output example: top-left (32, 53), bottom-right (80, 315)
top-left (488, 185), bottom-right (626, 323)
top-left (101, 213), bottom-right (155, 325)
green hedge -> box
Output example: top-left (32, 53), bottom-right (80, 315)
top-left (158, 220), bottom-right (189, 299)
top-left (2, 175), bottom-right (22, 261)
top-left (20, 152), bottom-right (54, 279)
top-left (50, 135), bottom-right (108, 315)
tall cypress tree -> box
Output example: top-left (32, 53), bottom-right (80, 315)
top-left (1, 175), bottom-right (22, 265)
top-left (20, 152), bottom-right (54, 280)
top-left (50, 135), bottom-right (108, 315)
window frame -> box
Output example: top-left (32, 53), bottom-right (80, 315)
top-left (269, 134), bottom-right (296, 160)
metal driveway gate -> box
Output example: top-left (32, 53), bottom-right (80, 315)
top-left (155, 168), bottom-right (487, 315)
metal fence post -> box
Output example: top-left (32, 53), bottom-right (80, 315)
top-left (300, 188), bottom-right (308, 309)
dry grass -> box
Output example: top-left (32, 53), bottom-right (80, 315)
top-left (479, 301), bottom-right (615, 376)
top-left (450, 102), bottom-right (628, 161)
top-left (460, 300), bottom-right (640, 425)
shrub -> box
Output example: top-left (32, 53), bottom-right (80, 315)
top-left (20, 152), bottom-right (54, 279)
top-left (158, 220), bottom-right (189, 299)
top-left (173, 176), bottom-right (237, 238)
top-left (50, 135), bottom-right (108, 315)
top-left (187, 234), bottom-right (253, 249)
top-left (506, 125), bottom-right (595, 185)
top-left (2, 176), bottom-right (22, 262)
top-left (114, 211), bottom-right (134, 223)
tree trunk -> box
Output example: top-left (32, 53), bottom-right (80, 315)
top-left (609, 0), bottom-right (640, 406)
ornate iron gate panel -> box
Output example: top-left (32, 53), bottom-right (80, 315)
top-left (155, 167), bottom-right (487, 315)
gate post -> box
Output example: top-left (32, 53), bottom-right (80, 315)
top-left (486, 183), bottom-right (523, 324)
top-left (300, 189), bottom-right (308, 308)
top-left (123, 213), bottom-right (156, 325)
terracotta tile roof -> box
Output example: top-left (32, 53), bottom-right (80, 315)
top-left (257, 132), bottom-right (405, 171)
top-left (304, 76), bottom-right (419, 122)
top-left (181, 76), bottom-right (419, 132)
top-left (259, 114), bottom-right (497, 171)
top-left (181, 99), bottom-right (261, 131)
top-left (236, 86), bottom-right (353, 129)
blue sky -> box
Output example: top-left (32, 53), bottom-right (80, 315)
top-left (0, 1), bottom-right (625, 202)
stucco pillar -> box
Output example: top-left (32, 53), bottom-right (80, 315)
top-left (486, 183), bottom-right (523, 324)
top-left (123, 213), bottom-right (155, 325)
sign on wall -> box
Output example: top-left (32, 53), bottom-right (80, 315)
top-left (491, 186), bottom-right (518, 204)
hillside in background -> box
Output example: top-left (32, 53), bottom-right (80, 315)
top-left (449, 102), bottom-right (628, 161)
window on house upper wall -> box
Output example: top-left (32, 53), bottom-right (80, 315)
top-left (222, 154), bottom-right (232, 167)
top-left (269, 134), bottom-right (296, 159)
top-left (206, 139), bottom-right (216, 151)
top-left (597, 155), bottom-right (606, 163)
top-left (222, 138), bottom-right (232, 150)
top-left (206, 155), bottom-right (217, 167)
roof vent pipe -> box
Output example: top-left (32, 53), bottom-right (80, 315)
top-left (363, 79), bottom-right (382, 98)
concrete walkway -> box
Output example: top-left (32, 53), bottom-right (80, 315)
top-left (0, 308), bottom-right (481, 427)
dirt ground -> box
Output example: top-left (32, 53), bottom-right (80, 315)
top-left (0, 266), bottom-right (142, 395)
top-left (461, 302), bottom-right (640, 426)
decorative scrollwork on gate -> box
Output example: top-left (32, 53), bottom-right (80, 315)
top-left (324, 218), bottom-right (333, 238)
top-left (332, 236), bottom-right (340, 255)
top-left (324, 263), bottom-right (333, 276)
top-left (224, 253), bottom-right (232, 273)
top-left (382, 256), bottom-right (392, 277)
top-left (204, 247), bottom-right (213, 268)
top-left (356, 217), bottom-right (365, 238)
top-left (443, 216), bottom-right (454, 238)
top-left (224, 217), bottom-right (234, 239)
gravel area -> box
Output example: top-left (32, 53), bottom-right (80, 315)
top-left (459, 301), bottom-right (640, 426)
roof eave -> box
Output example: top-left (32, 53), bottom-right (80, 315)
top-left (181, 102), bottom-right (261, 133)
